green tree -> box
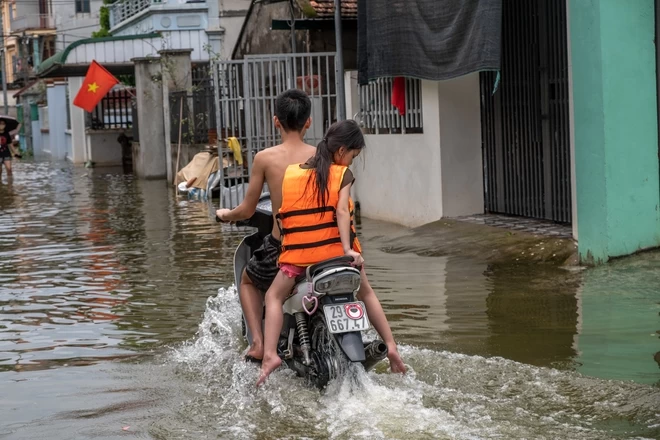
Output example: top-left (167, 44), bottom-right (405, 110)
top-left (91, 0), bottom-right (114, 38)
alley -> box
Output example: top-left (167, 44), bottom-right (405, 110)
top-left (0, 162), bottom-right (658, 439)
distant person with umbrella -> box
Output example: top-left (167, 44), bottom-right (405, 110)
top-left (0, 116), bottom-right (20, 178)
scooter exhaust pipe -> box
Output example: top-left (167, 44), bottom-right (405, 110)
top-left (361, 339), bottom-right (388, 371)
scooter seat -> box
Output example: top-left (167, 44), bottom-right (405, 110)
top-left (294, 256), bottom-right (356, 284)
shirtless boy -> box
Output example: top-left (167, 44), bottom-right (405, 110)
top-left (216, 89), bottom-right (316, 362)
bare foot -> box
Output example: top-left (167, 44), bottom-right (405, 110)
top-left (387, 349), bottom-right (407, 374)
top-left (256, 354), bottom-right (282, 387)
top-left (245, 341), bottom-right (263, 361)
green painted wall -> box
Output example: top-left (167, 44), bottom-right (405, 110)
top-left (570, 0), bottom-right (660, 263)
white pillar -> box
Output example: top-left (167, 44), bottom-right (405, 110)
top-left (438, 73), bottom-right (484, 217)
top-left (46, 81), bottom-right (68, 161)
top-left (158, 49), bottom-right (193, 183)
top-left (67, 77), bottom-right (88, 164)
top-left (133, 57), bottom-right (167, 179)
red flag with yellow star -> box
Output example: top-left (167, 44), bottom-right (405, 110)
top-left (73, 60), bottom-right (120, 112)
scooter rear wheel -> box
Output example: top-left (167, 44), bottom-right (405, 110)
top-left (309, 315), bottom-right (349, 389)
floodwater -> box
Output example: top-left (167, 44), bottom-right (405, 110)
top-left (0, 162), bottom-right (658, 440)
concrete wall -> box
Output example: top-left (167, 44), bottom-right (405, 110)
top-left (133, 57), bottom-right (166, 179)
top-left (570, 0), bottom-right (660, 263)
top-left (351, 76), bottom-right (483, 228)
top-left (112, 10), bottom-right (209, 36)
top-left (55, 0), bottom-right (103, 51)
top-left (86, 130), bottom-right (123, 166)
top-left (217, 0), bottom-right (251, 60)
top-left (233, 2), bottom-right (307, 59)
top-left (65, 132), bottom-right (73, 159)
top-left (159, 49), bottom-right (192, 183)
top-left (41, 132), bottom-right (50, 156)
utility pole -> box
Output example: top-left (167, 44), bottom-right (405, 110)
top-left (334, 0), bottom-right (346, 121)
top-left (0, 1), bottom-right (10, 114)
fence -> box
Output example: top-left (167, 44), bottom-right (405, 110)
top-left (169, 87), bottom-right (216, 145)
top-left (90, 88), bottom-right (135, 130)
top-left (192, 63), bottom-right (213, 88)
top-left (358, 77), bottom-right (423, 134)
top-left (109, 0), bottom-right (163, 28)
top-left (213, 53), bottom-right (338, 208)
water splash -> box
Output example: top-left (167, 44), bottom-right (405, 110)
top-left (168, 287), bottom-right (660, 440)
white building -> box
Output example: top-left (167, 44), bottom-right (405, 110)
top-left (345, 74), bottom-right (484, 228)
top-left (31, 0), bottom-right (251, 175)
top-left (54, 0), bottom-right (105, 51)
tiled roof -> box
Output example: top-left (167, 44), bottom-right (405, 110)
top-left (307, 0), bottom-right (358, 18)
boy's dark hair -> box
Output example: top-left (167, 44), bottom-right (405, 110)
top-left (275, 89), bottom-right (312, 132)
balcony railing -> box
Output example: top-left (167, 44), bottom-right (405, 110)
top-left (109, 0), bottom-right (207, 29)
top-left (10, 14), bottom-right (56, 32)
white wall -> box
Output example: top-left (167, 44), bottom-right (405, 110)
top-left (353, 80), bottom-right (443, 227)
top-left (351, 75), bottom-right (484, 228)
top-left (437, 73), bottom-right (484, 217)
top-left (65, 132), bottom-right (73, 159)
top-left (86, 130), bottom-right (123, 166)
top-left (55, 0), bottom-right (103, 51)
top-left (32, 119), bottom-right (43, 157)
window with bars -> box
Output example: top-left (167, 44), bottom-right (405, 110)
top-left (358, 77), bottom-right (423, 134)
top-left (75, 0), bottom-right (91, 13)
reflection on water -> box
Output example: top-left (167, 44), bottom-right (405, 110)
top-left (0, 161), bottom-right (659, 439)
top-left (0, 162), bottom-right (241, 374)
top-left (576, 255), bottom-right (660, 384)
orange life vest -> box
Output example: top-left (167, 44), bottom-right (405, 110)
top-left (277, 164), bottom-right (362, 266)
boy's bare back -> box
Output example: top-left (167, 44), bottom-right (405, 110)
top-left (254, 141), bottom-right (316, 240)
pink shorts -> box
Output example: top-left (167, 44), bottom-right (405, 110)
top-left (280, 264), bottom-right (306, 278)
top-left (280, 263), bottom-right (365, 278)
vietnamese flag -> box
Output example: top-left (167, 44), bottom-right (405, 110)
top-left (73, 60), bottom-right (120, 112)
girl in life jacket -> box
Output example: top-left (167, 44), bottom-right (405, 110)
top-left (257, 120), bottom-right (406, 386)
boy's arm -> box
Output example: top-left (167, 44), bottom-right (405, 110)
top-left (216, 151), bottom-right (266, 222)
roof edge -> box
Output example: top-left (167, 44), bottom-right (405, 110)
top-left (36, 32), bottom-right (162, 77)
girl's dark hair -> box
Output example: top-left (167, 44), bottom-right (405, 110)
top-left (306, 120), bottom-right (365, 208)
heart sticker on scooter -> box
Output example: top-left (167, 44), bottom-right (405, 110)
top-left (302, 295), bottom-right (318, 315)
top-left (344, 303), bottom-right (364, 320)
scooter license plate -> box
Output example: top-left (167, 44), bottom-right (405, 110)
top-left (323, 302), bottom-right (370, 334)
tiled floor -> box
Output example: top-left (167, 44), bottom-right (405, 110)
top-left (453, 214), bottom-right (573, 239)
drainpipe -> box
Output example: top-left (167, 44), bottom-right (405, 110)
top-left (33, 37), bottom-right (41, 70)
top-left (334, 0), bottom-right (346, 121)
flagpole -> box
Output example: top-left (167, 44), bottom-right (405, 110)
top-left (334, 0), bottom-right (346, 121)
top-left (174, 96), bottom-right (184, 187)
top-left (0, 5), bottom-right (9, 115)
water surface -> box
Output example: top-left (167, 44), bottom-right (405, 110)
top-left (1, 162), bottom-right (658, 439)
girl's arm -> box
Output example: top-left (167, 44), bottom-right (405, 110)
top-left (337, 183), bottom-right (363, 265)
top-left (336, 183), bottom-right (353, 252)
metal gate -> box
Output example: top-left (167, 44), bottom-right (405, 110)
top-left (212, 53), bottom-right (338, 208)
top-left (480, 0), bottom-right (571, 223)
